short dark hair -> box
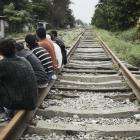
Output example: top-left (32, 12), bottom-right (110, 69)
top-left (15, 43), bottom-right (24, 51)
top-left (36, 27), bottom-right (46, 39)
top-left (0, 38), bottom-right (16, 56)
top-left (25, 34), bottom-right (37, 48)
top-left (50, 30), bottom-right (58, 37)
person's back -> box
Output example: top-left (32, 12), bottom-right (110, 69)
top-left (0, 39), bottom-right (38, 110)
top-left (25, 34), bottom-right (56, 80)
top-left (36, 28), bottom-right (58, 69)
top-left (16, 43), bottom-right (48, 88)
top-left (46, 34), bottom-right (62, 69)
top-left (52, 42), bottom-right (62, 69)
top-left (32, 47), bottom-right (55, 78)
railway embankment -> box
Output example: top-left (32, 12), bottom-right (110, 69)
top-left (95, 27), bottom-right (140, 68)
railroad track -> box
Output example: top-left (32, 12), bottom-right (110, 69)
top-left (0, 30), bottom-right (84, 140)
top-left (0, 28), bottom-right (140, 140)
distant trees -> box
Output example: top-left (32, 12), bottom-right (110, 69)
top-left (30, 0), bottom-right (75, 28)
top-left (51, 0), bottom-right (71, 27)
top-left (92, 0), bottom-right (140, 31)
top-left (0, 0), bottom-right (75, 32)
top-left (4, 3), bottom-right (30, 32)
top-left (75, 19), bottom-right (85, 26)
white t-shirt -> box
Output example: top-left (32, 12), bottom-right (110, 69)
top-left (53, 42), bottom-right (62, 69)
top-left (46, 34), bottom-right (62, 68)
top-left (0, 55), bottom-right (4, 60)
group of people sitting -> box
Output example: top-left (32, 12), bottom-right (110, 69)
top-left (0, 27), bottom-right (67, 120)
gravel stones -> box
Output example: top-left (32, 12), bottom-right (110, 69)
top-left (35, 115), bottom-right (137, 127)
top-left (20, 133), bottom-right (140, 140)
top-left (42, 90), bottom-right (136, 111)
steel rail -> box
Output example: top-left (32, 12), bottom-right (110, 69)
top-left (96, 32), bottom-right (140, 102)
top-left (0, 30), bottom-right (85, 140)
top-left (67, 30), bottom-right (85, 60)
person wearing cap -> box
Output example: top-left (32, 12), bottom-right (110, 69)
top-left (15, 42), bottom-right (48, 88)
top-left (36, 27), bottom-right (58, 69)
top-left (25, 34), bottom-right (57, 80)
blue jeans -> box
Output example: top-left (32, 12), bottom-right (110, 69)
top-left (47, 73), bottom-right (53, 81)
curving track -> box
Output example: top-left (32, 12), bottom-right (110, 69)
top-left (1, 28), bottom-right (140, 140)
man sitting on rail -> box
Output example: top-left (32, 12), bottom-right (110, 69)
top-left (50, 30), bottom-right (67, 65)
top-left (46, 34), bottom-right (62, 69)
top-left (25, 34), bottom-right (56, 80)
top-left (0, 38), bottom-right (38, 118)
top-left (15, 43), bottom-right (48, 88)
top-left (36, 27), bottom-right (58, 70)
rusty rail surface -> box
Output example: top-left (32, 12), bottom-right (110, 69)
top-left (96, 32), bottom-right (140, 101)
top-left (0, 30), bottom-right (85, 140)
top-left (67, 31), bottom-right (85, 60)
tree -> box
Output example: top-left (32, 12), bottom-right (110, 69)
top-left (64, 9), bottom-right (75, 28)
top-left (51, 0), bottom-right (74, 28)
top-left (75, 19), bottom-right (84, 26)
top-left (1, 0), bottom-right (75, 33)
top-left (92, 0), bottom-right (140, 31)
top-left (4, 3), bottom-right (30, 32)
top-left (30, 0), bottom-right (75, 28)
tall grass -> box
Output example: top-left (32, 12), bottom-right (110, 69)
top-left (115, 27), bottom-right (139, 43)
top-left (95, 28), bottom-right (140, 67)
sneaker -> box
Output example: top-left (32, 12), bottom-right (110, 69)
top-left (52, 74), bottom-right (57, 80)
top-left (38, 83), bottom-right (48, 88)
top-left (47, 73), bottom-right (53, 81)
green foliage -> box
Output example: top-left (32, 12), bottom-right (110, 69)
top-left (129, 47), bottom-right (140, 66)
top-left (4, 3), bottom-right (30, 32)
top-left (4, 3), bottom-right (30, 23)
top-left (92, 0), bottom-right (140, 31)
top-left (64, 9), bottom-right (75, 28)
top-left (75, 19), bottom-right (85, 26)
top-left (96, 28), bottom-right (140, 67)
top-left (0, 0), bottom-right (29, 15)
top-left (115, 28), bottom-right (139, 43)
top-left (30, 0), bottom-right (75, 28)
top-left (1, 0), bottom-right (75, 33)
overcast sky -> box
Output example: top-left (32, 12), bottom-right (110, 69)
top-left (70, 0), bottom-right (99, 24)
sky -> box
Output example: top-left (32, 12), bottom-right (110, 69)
top-left (70, 0), bottom-right (99, 24)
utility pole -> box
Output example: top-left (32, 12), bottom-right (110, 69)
top-left (0, 16), bottom-right (6, 38)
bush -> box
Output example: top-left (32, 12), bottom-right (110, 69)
top-left (115, 28), bottom-right (138, 43)
top-left (128, 47), bottom-right (140, 66)
top-left (96, 28), bottom-right (140, 67)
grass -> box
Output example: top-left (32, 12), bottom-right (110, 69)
top-left (6, 32), bottom-right (28, 39)
top-left (95, 28), bottom-right (140, 67)
top-left (6, 28), bottom-right (83, 49)
top-left (114, 27), bottom-right (139, 43)
top-left (58, 28), bottom-right (84, 48)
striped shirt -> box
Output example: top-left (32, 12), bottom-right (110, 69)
top-left (32, 47), bottom-right (54, 74)
top-left (38, 39), bottom-right (58, 69)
